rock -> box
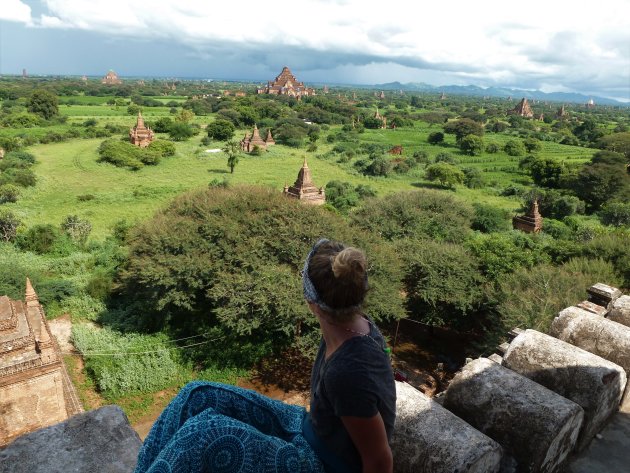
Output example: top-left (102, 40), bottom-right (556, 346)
top-left (502, 330), bottom-right (626, 451)
top-left (608, 295), bottom-right (630, 327)
top-left (0, 405), bottom-right (141, 473)
top-left (443, 358), bottom-right (584, 473)
top-left (392, 381), bottom-right (502, 473)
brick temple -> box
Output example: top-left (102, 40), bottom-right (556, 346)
top-left (101, 70), bottom-right (122, 85)
top-left (0, 279), bottom-right (82, 446)
top-left (240, 124), bottom-right (274, 153)
top-left (129, 112), bottom-right (155, 148)
top-left (257, 67), bottom-right (315, 97)
top-left (374, 107), bottom-right (388, 129)
top-left (507, 98), bottom-right (534, 118)
top-left (283, 158), bottom-right (325, 205)
top-left (513, 200), bottom-right (543, 233)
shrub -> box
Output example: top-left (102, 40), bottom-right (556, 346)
top-left (153, 117), bottom-right (173, 133)
top-left (364, 157), bottom-right (392, 176)
top-left (97, 139), bottom-right (144, 170)
top-left (462, 167), bottom-right (485, 189)
top-left (147, 139), bottom-right (176, 157)
top-left (168, 122), bottom-right (197, 141)
top-left (207, 119), bottom-right (236, 141)
top-left (600, 202), bottom-right (630, 227)
top-left (72, 325), bottom-right (184, 398)
top-left (434, 152), bottom-right (458, 165)
top-left (504, 139), bottom-right (526, 156)
top-left (427, 132), bottom-right (444, 145)
top-left (17, 224), bottom-right (60, 254)
top-left (486, 142), bottom-right (500, 153)
top-left (0, 184), bottom-right (20, 204)
top-left (60, 215), bottom-right (92, 246)
top-left (460, 134), bottom-right (484, 155)
top-left (471, 204), bottom-right (510, 233)
top-left (0, 209), bottom-right (21, 242)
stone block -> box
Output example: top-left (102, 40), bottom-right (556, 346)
top-left (576, 300), bottom-right (608, 316)
top-left (0, 405), bottom-right (141, 473)
top-left (587, 283), bottom-right (622, 308)
top-left (443, 358), bottom-right (584, 473)
top-left (392, 381), bottom-right (502, 473)
top-left (608, 295), bottom-right (630, 327)
top-left (502, 330), bottom-right (626, 451)
top-left (551, 306), bottom-right (630, 406)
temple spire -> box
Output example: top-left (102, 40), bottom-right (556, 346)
top-left (25, 278), bottom-right (38, 307)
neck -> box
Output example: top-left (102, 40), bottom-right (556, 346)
top-left (315, 310), bottom-right (369, 357)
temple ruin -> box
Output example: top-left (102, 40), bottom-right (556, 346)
top-left (283, 158), bottom-right (325, 205)
top-left (0, 279), bottom-right (82, 446)
top-left (556, 105), bottom-right (568, 119)
top-left (257, 67), bottom-right (315, 97)
top-left (101, 70), bottom-right (122, 85)
top-left (129, 112), bottom-right (155, 148)
top-left (513, 200), bottom-right (543, 233)
top-left (374, 107), bottom-right (387, 129)
top-left (240, 124), bottom-right (274, 153)
top-left (507, 97), bottom-right (534, 118)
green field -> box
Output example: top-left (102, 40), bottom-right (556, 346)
top-left (6, 110), bottom-right (596, 239)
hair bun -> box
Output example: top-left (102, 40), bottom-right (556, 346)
top-left (332, 247), bottom-right (366, 285)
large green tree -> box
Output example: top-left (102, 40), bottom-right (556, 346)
top-left (443, 118), bottom-right (484, 143)
top-left (207, 119), bottom-right (236, 141)
top-left (425, 163), bottom-right (464, 188)
top-left (27, 89), bottom-right (59, 120)
top-left (119, 186), bottom-right (405, 363)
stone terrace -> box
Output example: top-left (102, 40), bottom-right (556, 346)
top-left (1, 283), bottom-right (630, 472)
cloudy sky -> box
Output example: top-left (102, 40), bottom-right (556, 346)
top-left (1, 0), bottom-right (629, 100)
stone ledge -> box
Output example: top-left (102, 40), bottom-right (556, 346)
top-left (0, 405), bottom-right (141, 473)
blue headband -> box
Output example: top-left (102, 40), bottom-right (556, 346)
top-left (302, 238), bottom-right (367, 312)
top-left (302, 239), bottom-right (333, 311)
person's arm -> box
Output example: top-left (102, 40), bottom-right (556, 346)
top-left (341, 413), bottom-right (393, 473)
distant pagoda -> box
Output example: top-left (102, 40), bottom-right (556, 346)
top-left (513, 200), bottom-right (543, 233)
top-left (240, 124), bottom-right (274, 153)
top-left (283, 158), bottom-right (325, 205)
top-left (101, 70), bottom-right (122, 85)
top-left (257, 66), bottom-right (315, 97)
top-left (507, 98), bottom-right (534, 118)
top-left (556, 105), bottom-right (568, 119)
top-left (129, 112), bottom-right (155, 148)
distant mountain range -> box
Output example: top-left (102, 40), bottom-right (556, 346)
top-left (365, 81), bottom-right (627, 106)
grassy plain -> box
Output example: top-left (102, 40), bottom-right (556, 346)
top-left (6, 101), bottom-right (595, 239)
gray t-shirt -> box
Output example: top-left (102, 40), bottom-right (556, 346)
top-left (309, 319), bottom-right (396, 471)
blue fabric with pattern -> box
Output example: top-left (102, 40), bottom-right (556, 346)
top-left (134, 381), bottom-right (326, 473)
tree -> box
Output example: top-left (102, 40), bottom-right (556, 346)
top-left (459, 134), bottom-right (484, 155)
top-left (351, 190), bottom-right (473, 243)
top-left (175, 109), bottom-right (195, 123)
top-left (362, 116), bottom-right (384, 129)
top-left (528, 157), bottom-right (565, 188)
top-left (427, 131), bottom-right (444, 145)
top-left (207, 119), bottom-right (236, 141)
top-left (325, 181), bottom-right (359, 212)
top-left (575, 152), bottom-right (630, 211)
top-left (127, 104), bottom-right (141, 116)
top-left (119, 186), bottom-right (404, 364)
top-left (27, 89), bottom-right (58, 120)
top-left (425, 163), bottom-right (464, 188)
top-left (0, 209), bottom-right (21, 242)
top-left (153, 117), bottom-right (173, 133)
top-left (462, 167), bottom-right (485, 189)
top-left (399, 239), bottom-right (485, 329)
top-left (598, 132), bottom-right (630, 159)
top-left (60, 215), bottom-right (92, 246)
top-left (222, 140), bottom-right (241, 174)
top-left (168, 122), bottom-right (196, 141)
top-left (443, 118), bottom-right (484, 143)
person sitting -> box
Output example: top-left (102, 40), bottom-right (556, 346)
top-left (134, 238), bottom-right (396, 473)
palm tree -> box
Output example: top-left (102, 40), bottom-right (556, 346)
top-left (222, 140), bottom-right (241, 174)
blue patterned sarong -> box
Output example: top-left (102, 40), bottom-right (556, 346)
top-left (134, 381), bottom-right (326, 473)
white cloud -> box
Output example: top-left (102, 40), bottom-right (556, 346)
top-left (7, 0), bottom-right (630, 97)
top-left (0, 0), bottom-right (32, 24)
